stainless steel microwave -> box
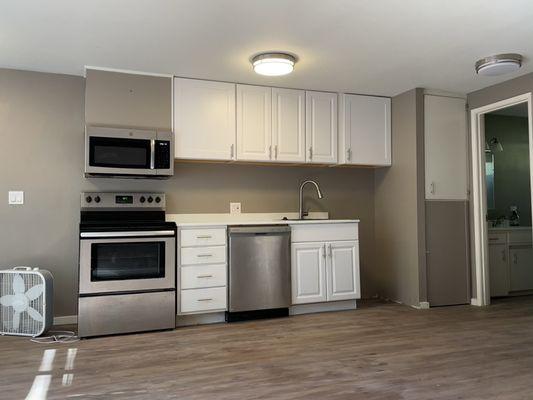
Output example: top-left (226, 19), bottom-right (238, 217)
top-left (85, 126), bottom-right (174, 178)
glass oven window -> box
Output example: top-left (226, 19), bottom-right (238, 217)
top-left (89, 136), bottom-right (151, 169)
top-left (91, 242), bottom-right (165, 281)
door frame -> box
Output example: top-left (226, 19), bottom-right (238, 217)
top-left (470, 92), bottom-right (533, 306)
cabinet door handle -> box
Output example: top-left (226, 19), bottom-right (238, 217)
top-left (309, 147), bottom-right (313, 160)
top-left (197, 298), bottom-right (213, 302)
top-left (502, 250), bottom-right (506, 262)
top-left (269, 145), bottom-right (272, 159)
top-left (197, 274), bottom-right (213, 278)
top-left (197, 253), bottom-right (213, 258)
top-left (513, 254), bottom-right (518, 264)
top-left (346, 148), bottom-right (352, 161)
top-left (230, 144), bottom-right (234, 159)
top-left (328, 244), bottom-right (332, 258)
top-left (274, 145), bottom-right (278, 159)
top-left (430, 182), bottom-right (436, 195)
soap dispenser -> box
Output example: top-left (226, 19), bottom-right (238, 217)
top-left (509, 206), bottom-right (520, 227)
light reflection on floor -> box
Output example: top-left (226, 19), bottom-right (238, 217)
top-left (25, 347), bottom-right (78, 399)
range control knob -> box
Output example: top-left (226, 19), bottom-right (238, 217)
top-left (155, 196), bottom-right (161, 203)
top-left (85, 196), bottom-right (92, 203)
top-left (139, 196), bottom-right (146, 203)
top-left (94, 196), bottom-right (101, 203)
top-left (147, 196), bottom-right (154, 203)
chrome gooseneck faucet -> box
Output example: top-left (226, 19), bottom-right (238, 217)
top-left (299, 180), bottom-right (324, 219)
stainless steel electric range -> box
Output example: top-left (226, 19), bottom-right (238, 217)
top-left (77, 192), bottom-right (176, 338)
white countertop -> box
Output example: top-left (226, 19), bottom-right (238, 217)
top-left (166, 212), bottom-right (360, 227)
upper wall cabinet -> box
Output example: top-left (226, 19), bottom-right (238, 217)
top-left (338, 94), bottom-right (391, 166)
top-left (85, 69), bottom-right (172, 130)
top-left (424, 95), bottom-right (468, 200)
top-left (272, 88), bottom-right (306, 163)
top-left (174, 78), bottom-right (236, 161)
top-left (236, 84), bottom-right (272, 162)
top-left (306, 91), bottom-right (338, 164)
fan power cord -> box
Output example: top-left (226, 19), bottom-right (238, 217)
top-left (30, 330), bottom-right (79, 344)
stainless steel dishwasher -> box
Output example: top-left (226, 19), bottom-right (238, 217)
top-left (227, 225), bottom-right (291, 322)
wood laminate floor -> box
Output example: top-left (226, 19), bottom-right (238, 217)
top-left (2, 297), bottom-right (533, 400)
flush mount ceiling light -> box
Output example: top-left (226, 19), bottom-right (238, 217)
top-left (252, 52), bottom-right (296, 76)
top-left (475, 53), bottom-right (522, 76)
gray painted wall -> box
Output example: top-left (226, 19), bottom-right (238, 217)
top-left (485, 114), bottom-right (531, 226)
top-left (374, 88), bottom-right (425, 307)
top-left (0, 68), bottom-right (376, 317)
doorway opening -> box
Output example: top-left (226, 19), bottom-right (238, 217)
top-left (470, 93), bottom-right (533, 306)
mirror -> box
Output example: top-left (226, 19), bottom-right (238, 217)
top-left (485, 151), bottom-right (495, 209)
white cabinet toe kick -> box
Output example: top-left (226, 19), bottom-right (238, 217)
top-left (176, 222), bottom-right (360, 326)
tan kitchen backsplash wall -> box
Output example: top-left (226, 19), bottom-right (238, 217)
top-left (0, 68), bottom-right (376, 317)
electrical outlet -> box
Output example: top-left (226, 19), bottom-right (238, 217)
top-left (8, 191), bottom-right (24, 205)
top-left (230, 202), bottom-right (241, 214)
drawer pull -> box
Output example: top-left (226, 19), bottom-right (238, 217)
top-left (197, 254), bottom-right (213, 258)
top-left (196, 235), bottom-right (212, 239)
top-left (197, 298), bottom-right (213, 302)
top-left (197, 274), bottom-right (213, 278)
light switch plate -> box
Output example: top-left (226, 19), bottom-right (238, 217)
top-left (230, 202), bottom-right (241, 214)
top-left (8, 191), bottom-right (24, 205)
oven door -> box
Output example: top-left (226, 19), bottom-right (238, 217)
top-left (85, 126), bottom-right (157, 176)
top-left (79, 231), bottom-right (175, 295)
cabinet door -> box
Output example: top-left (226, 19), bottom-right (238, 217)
top-left (271, 88), bottom-right (306, 162)
top-left (509, 246), bottom-right (533, 292)
top-left (236, 84), bottom-right (272, 161)
top-left (174, 78), bottom-right (236, 160)
top-left (305, 91), bottom-right (337, 164)
top-left (291, 242), bottom-right (327, 304)
top-left (488, 244), bottom-right (509, 297)
top-left (326, 241), bottom-right (360, 301)
top-left (339, 94), bottom-right (391, 166)
top-left (424, 95), bottom-right (468, 200)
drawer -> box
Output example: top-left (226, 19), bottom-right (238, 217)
top-left (509, 230), bottom-right (532, 245)
top-left (180, 287), bottom-right (227, 313)
top-left (180, 264), bottom-right (227, 289)
top-left (180, 228), bottom-right (226, 247)
top-left (290, 223), bottom-right (358, 243)
top-left (181, 246), bottom-right (226, 265)
top-left (488, 232), bottom-right (507, 245)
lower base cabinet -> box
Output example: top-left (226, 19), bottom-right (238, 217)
top-left (509, 246), bottom-right (533, 292)
top-left (290, 223), bottom-right (360, 305)
top-left (489, 243), bottom-right (509, 297)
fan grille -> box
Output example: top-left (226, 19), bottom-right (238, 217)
top-left (0, 272), bottom-right (44, 335)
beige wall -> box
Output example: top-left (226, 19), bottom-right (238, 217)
top-left (0, 68), bottom-right (376, 317)
top-left (374, 88), bottom-right (425, 307)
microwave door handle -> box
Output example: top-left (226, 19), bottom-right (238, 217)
top-left (150, 139), bottom-right (155, 170)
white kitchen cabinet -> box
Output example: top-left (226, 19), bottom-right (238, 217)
top-left (489, 243), bottom-right (509, 297)
top-left (291, 242), bottom-right (327, 304)
top-left (272, 88), bottom-right (306, 162)
top-left (424, 95), bottom-right (468, 200)
top-left (339, 94), bottom-right (391, 166)
top-left (174, 78), bottom-right (236, 161)
top-left (236, 84), bottom-right (272, 161)
top-left (327, 241), bottom-right (360, 301)
top-left (305, 91), bottom-right (338, 164)
top-left (291, 223), bottom-right (360, 305)
top-left (509, 246), bottom-right (533, 292)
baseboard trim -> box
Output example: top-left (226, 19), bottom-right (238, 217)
top-left (471, 298), bottom-right (482, 306)
top-left (413, 301), bottom-right (430, 310)
top-left (176, 312), bottom-right (225, 327)
top-left (53, 315), bottom-right (77, 326)
top-left (290, 300), bottom-right (357, 316)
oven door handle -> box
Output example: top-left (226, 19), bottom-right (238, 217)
top-left (80, 230), bottom-right (175, 238)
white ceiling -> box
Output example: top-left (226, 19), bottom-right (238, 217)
top-left (1, 0), bottom-right (533, 96)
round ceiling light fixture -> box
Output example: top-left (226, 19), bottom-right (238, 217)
top-left (475, 53), bottom-right (523, 76)
top-left (252, 52), bottom-right (296, 76)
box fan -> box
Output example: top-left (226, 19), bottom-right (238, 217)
top-left (0, 267), bottom-right (53, 337)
